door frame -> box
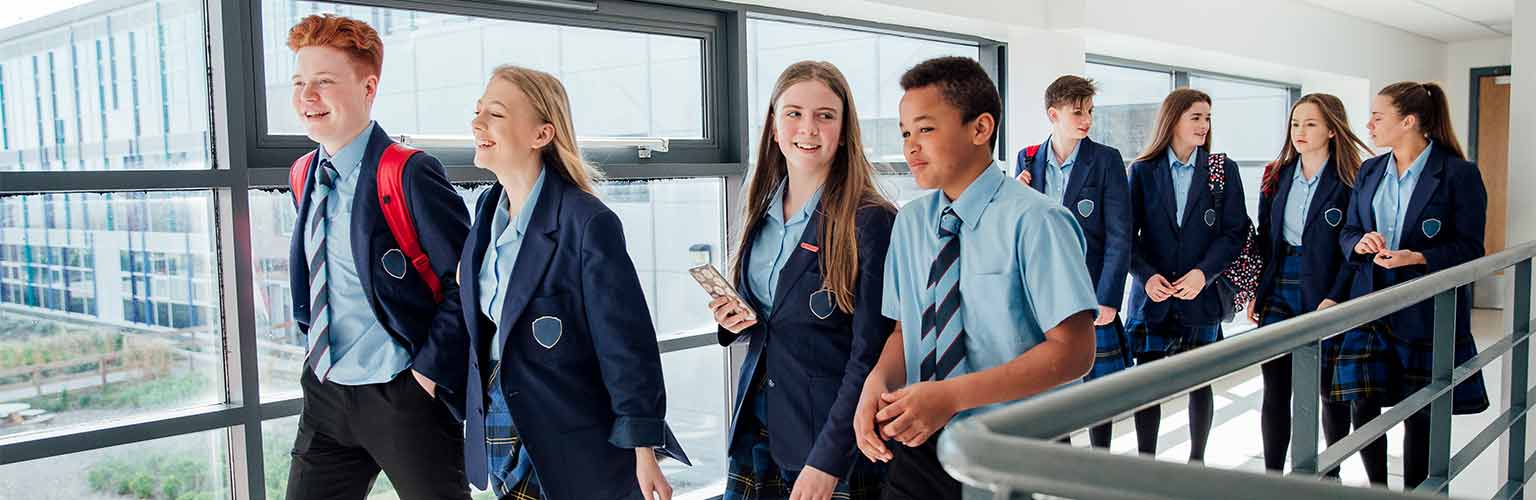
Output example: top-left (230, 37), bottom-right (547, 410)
top-left (1469, 65), bottom-right (1512, 161)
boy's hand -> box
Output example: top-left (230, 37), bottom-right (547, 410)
top-left (875, 381), bottom-right (958, 447)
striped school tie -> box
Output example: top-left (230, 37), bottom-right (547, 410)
top-left (920, 207), bottom-right (967, 381)
top-left (305, 160), bottom-right (339, 382)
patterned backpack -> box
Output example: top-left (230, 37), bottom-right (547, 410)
top-left (1207, 153), bottom-right (1262, 322)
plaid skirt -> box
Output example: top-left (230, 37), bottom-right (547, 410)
top-left (1259, 251), bottom-right (1361, 400)
top-left (724, 379), bottom-right (884, 500)
top-left (1128, 318), bottom-right (1223, 360)
top-left (1321, 319), bottom-right (1490, 414)
top-left (1086, 319), bottom-right (1134, 381)
top-left (488, 372), bottom-right (544, 499)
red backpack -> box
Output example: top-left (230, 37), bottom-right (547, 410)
top-left (289, 143), bottom-right (445, 303)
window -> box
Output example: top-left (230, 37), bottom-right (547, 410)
top-left (0, 191), bottom-right (225, 434)
top-left (0, 430), bottom-right (230, 500)
top-left (262, 1), bottom-right (707, 141)
top-left (0, 0), bottom-right (212, 171)
top-left (1084, 62), bottom-right (1174, 160)
top-left (1087, 57), bottom-right (1297, 219)
top-left (747, 18), bottom-right (983, 165)
top-left (1189, 75), bottom-right (1292, 216)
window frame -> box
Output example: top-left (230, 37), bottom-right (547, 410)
top-left (0, 2), bottom-right (1004, 499)
top-left (1086, 54), bottom-right (1300, 168)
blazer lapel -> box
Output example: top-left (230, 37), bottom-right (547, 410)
top-left (1402, 148), bottom-right (1445, 235)
top-left (290, 149), bottom-right (320, 322)
top-left (462, 186), bottom-right (498, 358)
top-left (493, 174), bottom-right (565, 359)
top-left (769, 208), bottom-right (824, 322)
top-left (1154, 157), bottom-right (1179, 227)
top-left (1061, 139), bottom-right (1094, 203)
top-left (1270, 161), bottom-right (1296, 243)
top-left (1179, 151), bottom-right (1210, 229)
top-left (1304, 160), bottom-right (1342, 235)
top-left (348, 128), bottom-right (393, 309)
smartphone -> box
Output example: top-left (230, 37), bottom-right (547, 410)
top-left (688, 263), bottom-right (757, 320)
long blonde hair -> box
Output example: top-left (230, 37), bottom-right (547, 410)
top-left (733, 61), bottom-right (892, 313)
top-left (489, 64), bottom-right (602, 193)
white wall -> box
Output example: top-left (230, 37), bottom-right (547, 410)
top-left (1444, 37), bottom-right (1513, 150)
top-left (1509, 5), bottom-right (1535, 251)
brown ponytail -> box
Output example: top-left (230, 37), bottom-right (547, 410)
top-left (1378, 81), bottom-right (1465, 160)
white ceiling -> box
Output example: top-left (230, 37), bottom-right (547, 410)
top-left (1298, 0), bottom-right (1512, 43)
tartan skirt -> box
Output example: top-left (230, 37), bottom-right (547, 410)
top-left (723, 378), bottom-right (884, 500)
top-left (1086, 319), bottom-right (1134, 381)
top-left (1128, 318), bottom-right (1223, 360)
top-left (1258, 251), bottom-right (1366, 401)
top-left (487, 372), bottom-right (544, 499)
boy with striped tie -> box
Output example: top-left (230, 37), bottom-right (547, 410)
top-left (851, 57), bottom-right (1099, 500)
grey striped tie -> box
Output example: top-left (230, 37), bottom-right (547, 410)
top-left (305, 160), bottom-right (339, 382)
top-left (920, 207), bottom-right (967, 381)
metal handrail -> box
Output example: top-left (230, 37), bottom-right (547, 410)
top-left (939, 240), bottom-right (1536, 500)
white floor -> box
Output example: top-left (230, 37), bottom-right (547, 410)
top-left (1063, 309), bottom-right (1529, 498)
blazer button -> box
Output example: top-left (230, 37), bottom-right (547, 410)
top-left (767, 379), bottom-right (776, 388)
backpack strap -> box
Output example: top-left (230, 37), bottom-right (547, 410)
top-left (1207, 152), bottom-right (1229, 219)
top-left (289, 150), bottom-right (318, 206)
top-left (376, 143), bottom-right (445, 304)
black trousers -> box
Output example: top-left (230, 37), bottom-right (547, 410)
top-left (881, 431), bottom-right (961, 500)
top-left (285, 369), bottom-right (469, 500)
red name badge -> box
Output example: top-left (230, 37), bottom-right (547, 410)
top-left (800, 242), bottom-right (820, 253)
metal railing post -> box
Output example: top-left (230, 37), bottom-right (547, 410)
top-left (1503, 259), bottom-right (1533, 496)
top-left (1290, 338), bottom-right (1321, 475)
top-left (1426, 288), bottom-right (1457, 494)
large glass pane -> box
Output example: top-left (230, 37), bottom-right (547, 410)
top-left (1084, 62), bottom-right (1173, 160)
top-left (0, 0), bottom-right (212, 171)
top-left (659, 346), bottom-right (727, 498)
top-left (1190, 74), bottom-right (1291, 217)
top-left (747, 19), bottom-right (980, 164)
top-left (0, 191), bottom-right (224, 437)
top-left (0, 429), bottom-right (230, 500)
top-left (251, 177), bottom-right (725, 398)
top-left (261, 1), bottom-right (705, 140)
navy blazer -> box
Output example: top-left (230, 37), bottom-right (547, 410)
top-left (1127, 150), bottom-right (1249, 325)
top-left (717, 202), bottom-right (896, 476)
top-left (1339, 145), bottom-right (1486, 340)
top-left (459, 173), bottom-right (688, 499)
top-left (1016, 137), bottom-right (1131, 309)
top-left (288, 124), bottom-right (471, 408)
top-left (1253, 159), bottom-right (1355, 315)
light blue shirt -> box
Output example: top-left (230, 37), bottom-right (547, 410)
top-left (1168, 147), bottom-right (1201, 226)
top-left (747, 183), bottom-right (823, 316)
top-left (1043, 137), bottom-right (1081, 203)
top-left (1372, 143), bottom-right (1433, 250)
top-left (1283, 157), bottom-right (1323, 246)
top-left (881, 163), bottom-right (1097, 415)
top-left (305, 122), bottom-right (413, 386)
top-left (479, 168), bottom-right (547, 361)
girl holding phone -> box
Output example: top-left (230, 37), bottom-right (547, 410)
top-left (709, 60), bottom-right (895, 500)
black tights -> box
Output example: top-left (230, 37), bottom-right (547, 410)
top-left (1337, 405), bottom-right (1432, 488)
top-left (1259, 354), bottom-right (1345, 477)
top-left (1133, 352), bottom-right (1213, 461)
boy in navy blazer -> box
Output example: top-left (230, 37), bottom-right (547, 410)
top-left (1014, 75), bottom-right (1131, 449)
top-left (283, 15), bottom-right (471, 500)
